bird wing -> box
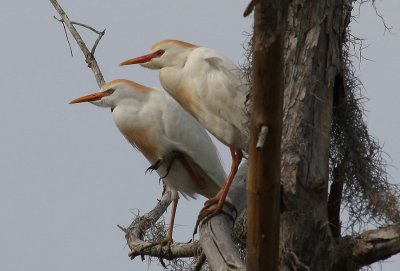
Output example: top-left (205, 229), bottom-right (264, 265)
top-left (182, 47), bottom-right (249, 149)
top-left (199, 47), bottom-right (248, 113)
top-left (140, 91), bottom-right (226, 200)
top-left (156, 92), bottom-right (227, 191)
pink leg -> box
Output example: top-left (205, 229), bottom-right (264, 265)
top-left (142, 193), bottom-right (178, 251)
top-left (217, 146), bottom-right (243, 207)
top-left (194, 145), bottom-right (242, 233)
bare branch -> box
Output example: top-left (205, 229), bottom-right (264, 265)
top-left (121, 190), bottom-right (201, 260)
top-left (192, 253), bottom-right (207, 271)
top-left (53, 16), bottom-right (73, 56)
top-left (54, 15), bottom-right (106, 55)
top-left (49, 0), bottom-right (105, 87)
top-left (243, 0), bottom-right (255, 17)
top-left (61, 19), bottom-right (106, 56)
top-left (91, 29), bottom-right (106, 56)
top-left (353, 224), bottom-right (400, 265)
top-left (199, 162), bottom-right (247, 271)
top-left (70, 21), bottom-right (104, 35)
top-left (333, 224), bottom-right (400, 269)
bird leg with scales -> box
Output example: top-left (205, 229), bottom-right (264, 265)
top-left (142, 151), bottom-right (207, 251)
top-left (194, 145), bottom-right (242, 234)
top-left (141, 193), bottom-right (178, 253)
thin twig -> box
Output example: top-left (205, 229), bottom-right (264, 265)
top-left (70, 21), bottom-right (104, 34)
top-left (192, 252), bottom-right (207, 271)
top-left (53, 16), bottom-right (73, 56)
top-left (256, 125), bottom-right (269, 150)
top-left (54, 16), bottom-right (106, 57)
top-left (91, 29), bottom-right (106, 56)
top-left (66, 20), bottom-right (106, 56)
top-left (288, 251), bottom-right (311, 271)
top-left (49, 0), bottom-right (105, 87)
top-left (243, 0), bottom-right (255, 17)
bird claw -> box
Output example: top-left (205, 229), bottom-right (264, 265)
top-left (193, 197), bottom-right (237, 236)
top-left (145, 159), bottom-right (161, 175)
top-left (145, 151), bottom-right (182, 178)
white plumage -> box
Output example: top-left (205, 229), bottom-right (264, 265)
top-left (120, 40), bottom-right (249, 222)
top-left (70, 79), bottom-right (226, 244)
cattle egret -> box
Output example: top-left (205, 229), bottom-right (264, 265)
top-left (120, 40), bottom-right (249, 224)
top-left (70, 79), bottom-right (226, 246)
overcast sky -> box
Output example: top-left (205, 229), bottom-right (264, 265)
top-left (0, 1), bottom-right (399, 270)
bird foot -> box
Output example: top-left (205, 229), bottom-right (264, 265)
top-left (193, 196), bottom-right (237, 235)
top-left (145, 159), bottom-right (162, 174)
top-left (145, 151), bottom-right (182, 178)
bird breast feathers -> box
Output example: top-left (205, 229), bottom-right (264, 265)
top-left (112, 104), bottom-right (165, 159)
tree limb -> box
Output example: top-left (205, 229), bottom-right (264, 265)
top-left (192, 252), bottom-right (207, 271)
top-left (333, 224), bottom-right (400, 269)
top-left (243, 0), bottom-right (255, 17)
top-left (49, 0), bottom-right (105, 87)
top-left (353, 224), bottom-right (400, 266)
top-left (119, 190), bottom-right (202, 260)
top-left (199, 162), bottom-right (247, 271)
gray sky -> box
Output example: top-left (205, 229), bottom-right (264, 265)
top-left (0, 1), bottom-right (398, 270)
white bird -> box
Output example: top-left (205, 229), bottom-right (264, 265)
top-left (69, 79), bottom-right (226, 246)
top-left (120, 40), bottom-right (249, 224)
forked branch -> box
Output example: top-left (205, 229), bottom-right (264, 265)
top-left (49, 0), bottom-right (105, 87)
top-left (118, 190), bottom-right (201, 260)
top-left (53, 16), bottom-right (105, 57)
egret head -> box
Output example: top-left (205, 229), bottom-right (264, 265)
top-left (69, 79), bottom-right (152, 109)
top-left (120, 40), bottom-right (198, 69)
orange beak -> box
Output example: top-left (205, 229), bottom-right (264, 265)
top-left (119, 51), bottom-right (160, 66)
top-left (69, 91), bottom-right (109, 104)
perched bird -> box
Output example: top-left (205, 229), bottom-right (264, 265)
top-left (120, 40), bottom-right (249, 224)
top-left (70, 79), bottom-right (226, 246)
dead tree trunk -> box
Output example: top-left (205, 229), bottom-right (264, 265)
top-left (279, 0), bottom-right (347, 269)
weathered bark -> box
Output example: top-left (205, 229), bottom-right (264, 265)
top-left (332, 224), bottom-right (400, 270)
top-left (247, 1), bottom-right (287, 270)
top-left (199, 163), bottom-right (247, 271)
top-left (279, 0), bottom-right (346, 269)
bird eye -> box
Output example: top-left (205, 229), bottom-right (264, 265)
top-left (155, 49), bottom-right (165, 57)
top-left (106, 88), bottom-right (115, 95)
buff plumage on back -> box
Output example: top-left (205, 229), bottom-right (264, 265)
top-left (100, 79), bottom-right (154, 94)
top-left (151, 40), bottom-right (199, 51)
